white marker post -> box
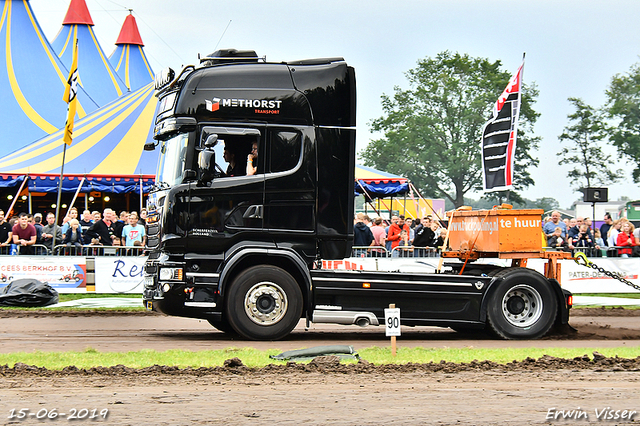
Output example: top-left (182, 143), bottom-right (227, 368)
top-left (385, 303), bottom-right (401, 357)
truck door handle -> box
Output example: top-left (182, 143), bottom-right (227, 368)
top-left (243, 205), bottom-right (263, 219)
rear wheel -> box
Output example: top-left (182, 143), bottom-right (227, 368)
top-left (224, 265), bottom-right (303, 340)
top-left (486, 268), bottom-right (557, 339)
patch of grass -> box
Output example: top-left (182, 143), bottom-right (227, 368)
top-left (1, 346), bottom-right (639, 370)
top-left (574, 293), bottom-right (640, 299)
top-left (58, 293), bottom-right (141, 302)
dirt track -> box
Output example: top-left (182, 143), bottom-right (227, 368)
top-left (1, 309), bottom-right (640, 425)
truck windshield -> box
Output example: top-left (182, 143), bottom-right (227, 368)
top-left (156, 132), bottom-right (190, 186)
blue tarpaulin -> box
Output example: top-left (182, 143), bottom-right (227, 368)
top-left (0, 174), bottom-right (153, 194)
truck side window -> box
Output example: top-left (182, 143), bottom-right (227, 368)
top-left (269, 131), bottom-right (301, 173)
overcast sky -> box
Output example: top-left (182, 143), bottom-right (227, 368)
top-left (30, 0), bottom-right (640, 209)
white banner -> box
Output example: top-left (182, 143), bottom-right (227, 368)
top-left (0, 256), bottom-right (87, 293)
top-left (94, 257), bottom-right (147, 293)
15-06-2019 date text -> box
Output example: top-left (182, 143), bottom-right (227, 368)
top-left (8, 408), bottom-right (109, 421)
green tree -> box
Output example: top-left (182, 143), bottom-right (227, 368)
top-left (606, 62), bottom-right (640, 181)
top-left (526, 197), bottom-right (560, 212)
top-left (362, 51), bottom-right (540, 208)
top-left (557, 97), bottom-right (622, 190)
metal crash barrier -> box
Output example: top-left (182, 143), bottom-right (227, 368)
top-left (351, 246), bottom-right (440, 258)
top-left (5, 244), bottom-right (146, 256)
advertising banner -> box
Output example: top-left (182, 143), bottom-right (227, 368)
top-left (0, 256), bottom-right (87, 292)
top-left (94, 256), bottom-right (147, 293)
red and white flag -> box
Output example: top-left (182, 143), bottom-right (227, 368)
top-left (481, 60), bottom-right (524, 192)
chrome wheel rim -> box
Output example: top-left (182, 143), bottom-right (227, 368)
top-left (501, 284), bottom-right (543, 328)
top-left (244, 282), bottom-right (288, 326)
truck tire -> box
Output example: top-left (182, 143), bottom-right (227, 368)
top-left (224, 265), bottom-right (303, 340)
top-left (486, 268), bottom-right (557, 339)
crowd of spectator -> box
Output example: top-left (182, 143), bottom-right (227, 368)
top-left (353, 213), bottom-right (447, 257)
top-left (543, 210), bottom-right (639, 258)
top-left (0, 207), bottom-right (147, 255)
top-left (355, 209), bottom-right (640, 259)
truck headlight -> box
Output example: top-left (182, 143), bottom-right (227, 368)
top-left (159, 268), bottom-right (183, 281)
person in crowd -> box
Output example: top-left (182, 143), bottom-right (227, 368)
top-left (62, 218), bottom-right (83, 249)
top-left (353, 213), bottom-right (374, 257)
top-left (433, 228), bottom-right (448, 252)
top-left (92, 211), bottom-right (101, 222)
top-left (369, 217), bottom-right (386, 257)
top-left (547, 227), bottom-right (568, 250)
top-left (246, 141), bottom-right (258, 176)
top-left (607, 219), bottom-right (623, 247)
top-left (567, 217), bottom-right (583, 239)
top-left (584, 217), bottom-right (597, 238)
top-left (385, 216), bottom-right (398, 252)
top-left (121, 212), bottom-right (146, 247)
top-left (428, 221), bottom-right (441, 247)
top-left (223, 144), bottom-right (245, 177)
top-left (600, 213), bottom-right (613, 247)
top-left (12, 212), bottom-right (37, 255)
top-left (395, 229), bottom-right (413, 257)
top-left (41, 212), bottom-right (62, 251)
top-left (139, 208), bottom-right (147, 225)
top-left (60, 207), bottom-right (78, 234)
top-left (571, 223), bottom-right (596, 249)
top-left (563, 218), bottom-right (570, 228)
top-left (86, 208), bottom-right (116, 246)
top-left (363, 214), bottom-right (372, 228)
top-left (111, 211), bottom-right (129, 242)
top-left (32, 213), bottom-right (43, 244)
top-left (412, 217), bottom-right (436, 256)
top-left (544, 212), bottom-right (567, 240)
top-left (616, 222), bottom-right (636, 258)
top-left (387, 215), bottom-right (411, 255)
top-left (594, 229), bottom-right (605, 248)
top-left (79, 210), bottom-right (94, 244)
top-left (0, 209), bottom-right (12, 248)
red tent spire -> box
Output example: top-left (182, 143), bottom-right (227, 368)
top-left (115, 13), bottom-right (144, 46)
top-left (62, 0), bottom-right (94, 26)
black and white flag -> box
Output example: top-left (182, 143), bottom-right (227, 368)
top-left (481, 61), bottom-right (523, 192)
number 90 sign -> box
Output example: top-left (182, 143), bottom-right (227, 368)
top-left (384, 308), bottom-right (401, 337)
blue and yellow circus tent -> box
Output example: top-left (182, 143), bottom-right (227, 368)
top-left (109, 13), bottom-right (154, 91)
top-left (0, 0), bottom-right (99, 156)
top-left (0, 0), bottom-right (159, 200)
top-left (0, 82), bottom-right (158, 193)
top-left (52, 0), bottom-right (128, 107)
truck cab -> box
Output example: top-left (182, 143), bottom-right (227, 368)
top-left (144, 50), bottom-right (357, 338)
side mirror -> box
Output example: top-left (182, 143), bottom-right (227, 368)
top-left (144, 140), bottom-right (158, 151)
top-left (198, 149), bottom-right (216, 184)
top-left (204, 134), bottom-right (218, 148)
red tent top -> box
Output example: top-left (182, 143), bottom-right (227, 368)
top-left (115, 14), bottom-right (144, 46)
top-left (62, 0), bottom-right (94, 26)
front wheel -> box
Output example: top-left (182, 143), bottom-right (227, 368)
top-left (486, 268), bottom-right (557, 339)
top-left (224, 265), bottom-right (303, 340)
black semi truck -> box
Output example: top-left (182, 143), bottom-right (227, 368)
top-left (143, 49), bottom-right (571, 340)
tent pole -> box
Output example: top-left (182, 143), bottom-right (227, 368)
top-left (403, 190), bottom-right (407, 218)
top-left (409, 182), bottom-right (444, 223)
top-left (139, 176), bottom-right (143, 212)
top-left (52, 144), bottom-right (69, 249)
top-left (6, 176), bottom-right (28, 218)
top-left (67, 177), bottom-right (85, 216)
